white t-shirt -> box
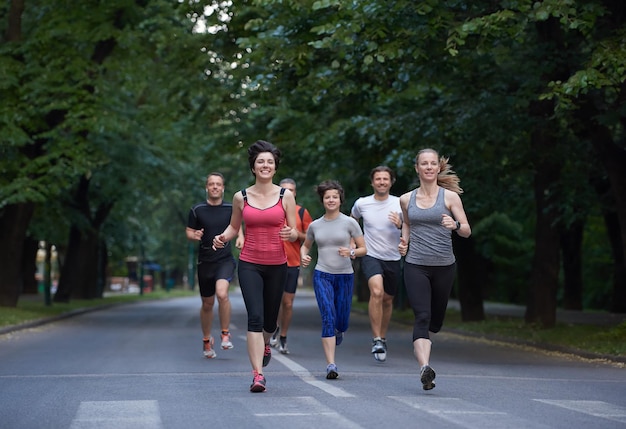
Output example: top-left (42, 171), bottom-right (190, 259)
top-left (351, 194), bottom-right (402, 261)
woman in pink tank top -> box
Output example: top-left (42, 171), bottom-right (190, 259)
top-left (212, 140), bottom-right (298, 393)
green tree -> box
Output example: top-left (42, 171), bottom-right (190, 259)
top-left (0, 0), bottom-right (235, 305)
top-left (449, 0), bottom-right (625, 324)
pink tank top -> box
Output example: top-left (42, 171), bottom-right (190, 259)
top-left (239, 188), bottom-right (287, 265)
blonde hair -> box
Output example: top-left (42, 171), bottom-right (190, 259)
top-left (416, 148), bottom-right (463, 195)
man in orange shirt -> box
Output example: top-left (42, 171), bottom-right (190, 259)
top-left (270, 178), bottom-right (313, 354)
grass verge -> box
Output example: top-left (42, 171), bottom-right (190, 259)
top-left (0, 288), bottom-right (195, 330)
top-left (353, 301), bottom-right (626, 359)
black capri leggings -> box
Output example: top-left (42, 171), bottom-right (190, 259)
top-left (237, 260), bottom-right (287, 333)
top-left (403, 262), bottom-right (456, 341)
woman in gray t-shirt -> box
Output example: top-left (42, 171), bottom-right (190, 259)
top-left (398, 148), bottom-right (471, 392)
top-left (301, 180), bottom-right (367, 380)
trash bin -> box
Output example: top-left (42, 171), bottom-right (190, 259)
top-left (143, 275), bottom-right (153, 293)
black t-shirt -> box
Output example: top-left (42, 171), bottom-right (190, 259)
top-left (187, 202), bottom-right (234, 263)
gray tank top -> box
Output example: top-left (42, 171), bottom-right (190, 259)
top-left (406, 187), bottom-right (456, 266)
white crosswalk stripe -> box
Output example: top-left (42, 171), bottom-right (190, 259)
top-left (68, 397), bottom-right (626, 428)
top-left (534, 399), bottom-right (626, 424)
top-left (390, 396), bottom-right (552, 429)
top-left (243, 396), bottom-right (364, 429)
top-left (271, 351), bottom-right (355, 398)
top-left (70, 400), bottom-right (163, 429)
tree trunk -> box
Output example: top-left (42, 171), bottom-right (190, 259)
top-left (593, 135), bottom-right (626, 313)
top-left (525, 171), bottom-right (561, 327)
top-left (6, 0), bottom-right (25, 42)
top-left (560, 219), bottom-right (584, 310)
top-left (0, 203), bottom-right (35, 307)
top-left (454, 235), bottom-right (485, 321)
top-left (572, 83), bottom-right (626, 313)
top-left (602, 212), bottom-right (626, 312)
top-left (525, 106), bottom-right (562, 327)
top-left (54, 224), bottom-right (100, 301)
top-left (21, 236), bottom-right (40, 294)
top-left (524, 18), bottom-right (569, 327)
top-left (54, 175), bottom-right (114, 302)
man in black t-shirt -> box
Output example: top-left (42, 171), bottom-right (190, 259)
top-left (186, 172), bottom-right (243, 359)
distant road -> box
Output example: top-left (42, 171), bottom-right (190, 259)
top-left (1, 289), bottom-right (624, 429)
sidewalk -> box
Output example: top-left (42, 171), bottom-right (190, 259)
top-left (448, 299), bottom-right (626, 327)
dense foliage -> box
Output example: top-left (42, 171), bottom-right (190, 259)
top-left (1, 0), bottom-right (624, 327)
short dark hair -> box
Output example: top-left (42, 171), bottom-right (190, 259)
top-left (316, 180), bottom-right (344, 204)
top-left (248, 140), bottom-right (282, 174)
top-left (206, 172), bottom-right (225, 185)
top-left (369, 165), bottom-right (396, 184)
top-left (279, 178), bottom-right (296, 187)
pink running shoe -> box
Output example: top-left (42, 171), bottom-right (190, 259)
top-left (250, 370), bottom-right (266, 393)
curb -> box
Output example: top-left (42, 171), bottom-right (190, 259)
top-left (0, 304), bottom-right (118, 337)
top-left (352, 307), bottom-right (626, 366)
top-left (443, 327), bottom-right (626, 365)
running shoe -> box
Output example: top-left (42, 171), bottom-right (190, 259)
top-left (371, 337), bottom-right (385, 354)
top-left (420, 365), bottom-right (436, 391)
top-left (279, 337), bottom-right (289, 354)
top-left (262, 344), bottom-right (272, 367)
top-left (326, 363), bottom-right (339, 379)
top-left (250, 370), bottom-right (266, 393)
top-left (374, 337), bottom-right (387, 362)
top-left (220, 332), bottom-right (233, 350)
top-left (335, 330), bottom-right (343, 346)
top-left (203, 337), bottom-right (216, 359)
top-left (269, 326), bottom-right (280, 348)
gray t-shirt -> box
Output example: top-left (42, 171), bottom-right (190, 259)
top-left (406, 187), bottom-right (456, 266)
top-left (306, 213), bottom-right (364, 274)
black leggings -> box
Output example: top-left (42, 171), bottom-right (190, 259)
top-left (238, 260), bottom-right (287, 333)
top-left (403, 262), bottom-right (456, 341)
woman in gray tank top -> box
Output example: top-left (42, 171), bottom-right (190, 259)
top-left (398, 148), bottom-right (471, 391)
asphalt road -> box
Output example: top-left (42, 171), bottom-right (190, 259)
top-left (1, 289), bottom-right (625, 429)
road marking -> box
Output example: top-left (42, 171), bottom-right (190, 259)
top-left (272, 352), bottom-right (355, 398)
top-left (534, 400), bottom-right (626, 424)
top-left (234, 334), bottom-right (354, 398)
top-left (243, 396), bottom-right (364, 428)
top-left (70, 400), bottom-right (163, 429)
top-left (390, 396), bottom-right (551, 429)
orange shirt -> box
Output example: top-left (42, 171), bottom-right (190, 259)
top-left (284, 205), bottom-right (313, 267)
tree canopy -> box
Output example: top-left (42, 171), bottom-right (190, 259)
top-left (1, 0), bottom-right (624, 326)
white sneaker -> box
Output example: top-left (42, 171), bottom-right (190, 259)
top-left (220, 332), bottom-right (233, 350)
top-left (371, 337), bottom-right (385, 354)
top-left (203, 337), bottom-right (216, 358)
top-left (374, 338), bottom-right (387, 362)
top-left (269, 326), bottom-right (280, 348)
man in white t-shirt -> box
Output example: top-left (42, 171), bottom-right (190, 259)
top-left (351, 166), bottom-right (402, 362)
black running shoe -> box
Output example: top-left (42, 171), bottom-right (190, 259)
top-left (420, 365), bottom-right (436, 390)
top-left (326, 363), bottom-right (339, 379)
